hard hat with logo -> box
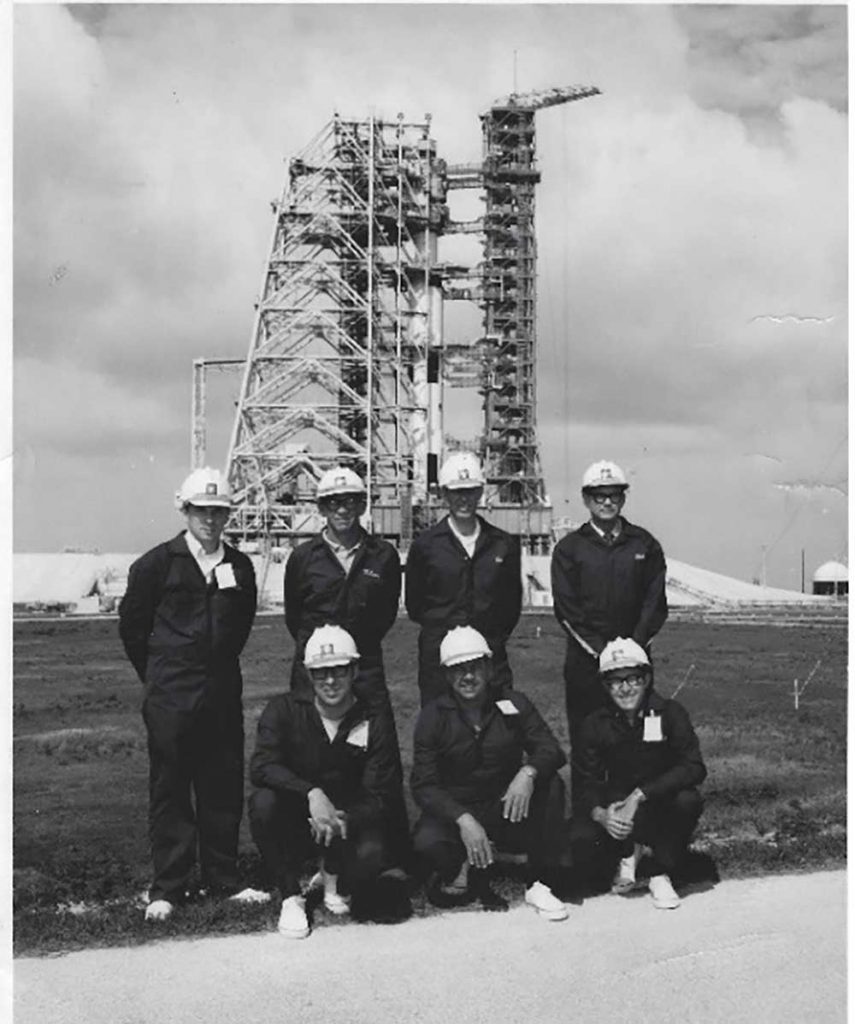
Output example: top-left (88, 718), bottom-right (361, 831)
top-left (316, 467), bottom-right (366, 500)
top-left (303, 625), bottom-right (360, 669)
top-left (581, 460), bottom-right (629, 492)
top-left (438, 452), bottom-right (486, 490)
top-left (175, 467), bottom-right (232, 509)
top-left (598, 638), bottom-right (650, 675)
top-left (439, 626), bottom-right (493, 667)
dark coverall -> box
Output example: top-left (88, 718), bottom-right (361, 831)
top-left (284, 530), bottom-right (401, 709)
top-left (405, 516), bottom-right (522, 706)
top-left (411, 688), bottom-right (567, 887)
top-left (568, 688), bottom-right (706, 889)
top-left (118, 533), bottom-right (257, 902)
top-left (249, 691), bottom-right (401, 898)
top-left (283, 530), bottom-right (410, 863)
top-left (550, 519), bottom-right (668, 755)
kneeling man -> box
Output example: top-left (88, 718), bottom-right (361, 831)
top-left (570, 638), bottom-right (706, 909)
top-left (411, 627), bottom-right (569, 920)
top-left (250, 625), bottom-right (409, 937)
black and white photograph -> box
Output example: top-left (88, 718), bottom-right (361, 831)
top-left (9, 3), bottom-right (848, 1022)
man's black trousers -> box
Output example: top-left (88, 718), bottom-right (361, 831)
top-left (249, 788), bottom-right (390, 898)
top-left (143, 699), bottom-right (244, 903)
top-left (412, 774), bottom-right (567, 887)
top-left (568, 788), bottom-right (703, 886)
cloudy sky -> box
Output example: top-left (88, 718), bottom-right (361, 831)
top-left (13, 3), bottom-right (848, 589)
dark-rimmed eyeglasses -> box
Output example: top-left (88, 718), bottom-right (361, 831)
top-left (604, 674), bottom-right (646, 690)
top-left (319, 494), bottom-right (363, 510)
top-left (587, 491), bottom-right (625, 505)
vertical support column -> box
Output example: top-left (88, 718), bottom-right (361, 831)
top-left (192, 359), bottom-right (206, 469)
top-left (365, 116), bottom-right (375, 523)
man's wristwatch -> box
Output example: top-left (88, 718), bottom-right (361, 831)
top-left (520, 765), bottom-right (537, 780)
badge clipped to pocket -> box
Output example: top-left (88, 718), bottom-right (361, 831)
top-left (346, 720), bottom-right (369, 750)
top-left (495, 699), bottom-right (519, 716)
top-left (643, 712), bottom-right (663, 743)
top-left (214, 563), bottom-right (237, 589)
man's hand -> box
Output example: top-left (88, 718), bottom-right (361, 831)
top-left (501, 768), bottom-right (535, 823)
top-left (593, 802), bottom-right (634, 841)
top-left (308, 788), bottom-right (347, 847)
top-left (612, 789), bottom-right (644, 829)
top-left (457, 813), bottom-right (494, 869)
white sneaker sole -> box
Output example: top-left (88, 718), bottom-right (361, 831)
top-left (323, 898), bottom-right (351, 916)
top-left (278, 924), bottom-right (310, 938)
top-left (525, 899), bottom-right (568, 921)
top-left (652, 897), bottom-right (681, 910)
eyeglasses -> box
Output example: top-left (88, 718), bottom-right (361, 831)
top-left (308, 664), bottom-right (352, 682)
top-left (320, 494), bottom-right (362, 510)
top-left (446, 660), bottom-right (486, 678)
top-left (587, 491), bottom-right (625, 505)
top-left (604, 674), bottom-right (646, 690)
top-left (186, 504), bottom-right (230, 518)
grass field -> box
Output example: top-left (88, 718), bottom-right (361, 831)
top-left (13, 612), bottom-right (846, 955)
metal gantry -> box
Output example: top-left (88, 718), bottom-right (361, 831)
top-left (203, 87), bottom-right (599, 557)
top-left (446, 86), bottom-right (600, 550)
top-left (222, 114), bottom-right (449, 549)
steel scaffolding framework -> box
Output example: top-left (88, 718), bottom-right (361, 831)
top-left (222, 114), bottom-right (448, 548)
top-left (203, 88), bottom-right (600, 556)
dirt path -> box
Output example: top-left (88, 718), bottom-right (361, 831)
top-left (14, 870), bottom-right (845, 1024)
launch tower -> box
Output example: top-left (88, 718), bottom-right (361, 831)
top-left (196, 88), bottom-right (599, 560)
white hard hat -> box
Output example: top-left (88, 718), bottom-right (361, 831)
top-left (175, 467), bottom-right (232, 509)
top-left (316, 467), bottom-right (366, 500)
top-left (599, 638), bottom-right (650, 674)
top-left (582, 460), bottom-right (628, 491)
top-left (304, 625), bottom-right (360, 669)
top-left (439, 626), bottom-right (492, 667)
top-left (439, 452), bottom-right (485, 490)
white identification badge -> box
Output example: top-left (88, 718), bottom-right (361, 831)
top-left (643, 713), bottom-right (663, 742)
top-left (496, 699), bottom-right (519, 716)
top-left (346, 721), bottom-right (369, 749)
top-left (214, 563), bottom-right (237, 589)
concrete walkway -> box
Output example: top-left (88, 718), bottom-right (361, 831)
top-left (15, 871), bottom-right (846, 1024)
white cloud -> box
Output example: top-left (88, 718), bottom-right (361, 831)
top-left (12, 4), bottom-right (847, 583)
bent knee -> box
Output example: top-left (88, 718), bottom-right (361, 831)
top-left (673, 789), bottom-right (704, 816)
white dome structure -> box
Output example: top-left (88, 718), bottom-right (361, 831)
top-left (812, 561), bottom-right (848, 597)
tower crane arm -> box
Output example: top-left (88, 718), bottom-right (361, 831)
top-left (485, 85), bottom-right (601, 113)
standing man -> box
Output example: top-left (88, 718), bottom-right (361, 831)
top-left (250, 625), bottom-right (412, 938)
top-left (406, 452), bottom-right (522, 706)
top-left (119, 467), bottom-right (265, 921)
top-left (569, 638), bottom-right (706, 909)
top-left (284, 466), bottom-right (402, 710)
top-left (551, 460), bottom-right (668, 770)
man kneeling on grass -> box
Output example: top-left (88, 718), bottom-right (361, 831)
top-left (411, 626), bottom-right (569, 920)
top-left (569, 638), bottom-right (706, 910)
top-left (249, 625), bottom-right (411, 938)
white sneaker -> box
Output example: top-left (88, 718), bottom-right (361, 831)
top-left (323, 889), bottom-right (351, 915)
top-left (321, 872), bottom-right (351, 916)
top-left (612, 845), bottom-right (641, 894)
top-left (524, 881), bottom-right (568, 922)
top-left (278, 895), bottom-right (310, 938)
top-left (307, 867), bottom-right (351, 915)
top-left (144, 899), bottom-right (174, 922)
top-left (649, 874), bottom-right (681, 910)
top-left (229, 887), bottom-right (271, 905)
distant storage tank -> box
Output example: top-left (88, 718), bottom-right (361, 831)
top-left (812, 561), bottom-right (848, 597)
